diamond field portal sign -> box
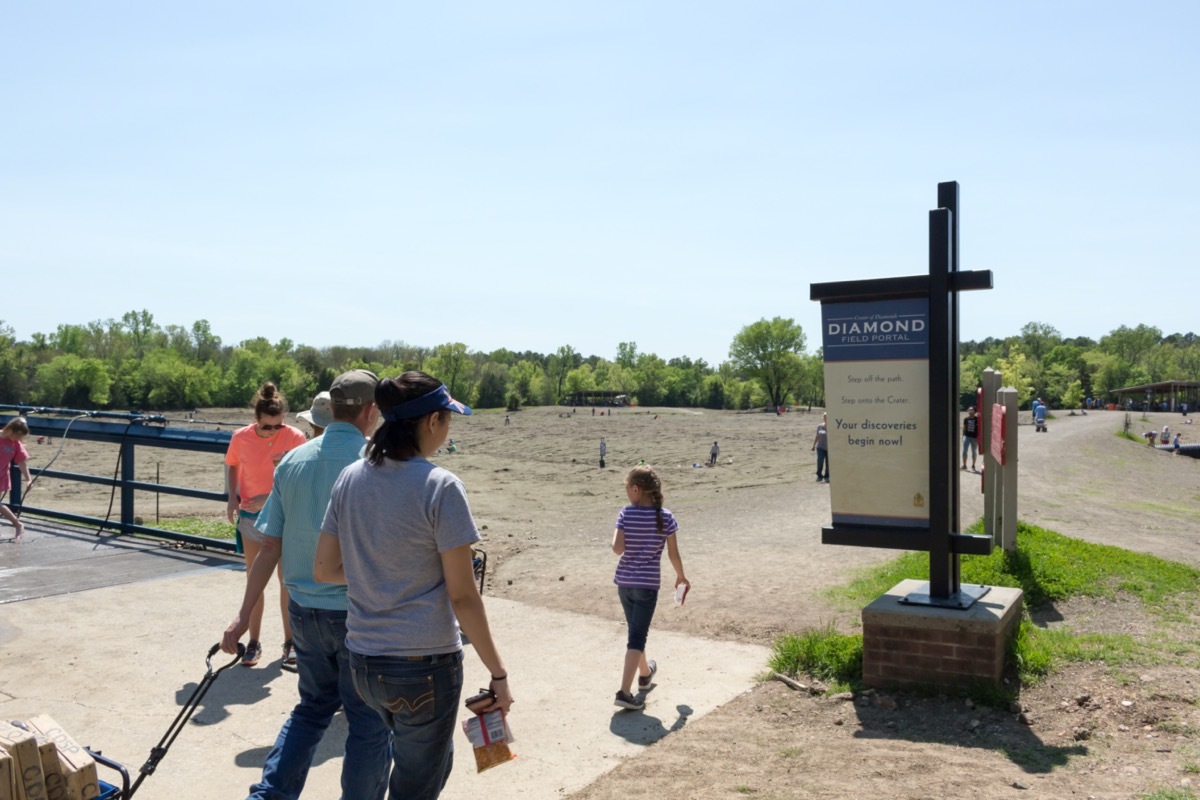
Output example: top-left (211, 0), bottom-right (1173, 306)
top-left (822, 297), bottom-right (930, 528)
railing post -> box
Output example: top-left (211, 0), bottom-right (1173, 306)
top-left (9, 464), bottom-right (21, 507)
top-left (121, 439), bottom-right (136, 533)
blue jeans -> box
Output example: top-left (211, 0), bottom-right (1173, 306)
top-left (350, 650), bottom-right (464, 800)
top-left (249, 601), bottom-right (391, 800)
top-left (816, 448), bottom-right (829, 480)
top-left (618, 586), bottom-right (659, 652)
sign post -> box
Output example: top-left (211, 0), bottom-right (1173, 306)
top-left (811, 181), bottom-right (993, 608)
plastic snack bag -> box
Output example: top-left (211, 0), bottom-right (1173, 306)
top-left (461, 689), bottom-right (517, 773)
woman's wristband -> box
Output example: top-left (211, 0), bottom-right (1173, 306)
top-left (491, 674), bottom-right (507, 681)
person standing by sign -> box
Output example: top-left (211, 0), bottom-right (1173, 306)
top-left (961, 406), bottom-right (979, 472)
top-left (811, 413), bottom-right (829, 482)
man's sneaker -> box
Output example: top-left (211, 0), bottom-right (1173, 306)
top-left (281, 640), bottom-right (297, 673)
top-left (638, 660), bottom-right (657, 690)
top-left (614, 691), bottom-right (644, 711)
top-left (241, 640), bottom-right (262, 667)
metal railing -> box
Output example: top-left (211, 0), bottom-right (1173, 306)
top-left (2, 405), bottom-right (236, 551)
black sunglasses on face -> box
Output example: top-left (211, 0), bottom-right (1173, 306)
top-left (259, 423), bottom-right (285, 431)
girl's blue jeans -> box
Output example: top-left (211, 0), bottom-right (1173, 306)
top-left (618, 586), bottom-right (659, 652)
top-left (350, 649), bottom-right (464, 800)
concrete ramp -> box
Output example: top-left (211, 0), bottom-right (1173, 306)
top-left (0, 565), bottom-right (767, 799)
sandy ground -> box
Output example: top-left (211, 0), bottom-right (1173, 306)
top-left (8, 404), bottom-right (1200, 798)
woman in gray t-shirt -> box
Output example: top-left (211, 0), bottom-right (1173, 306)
top-left (315, 371), bottom-right (512, 798)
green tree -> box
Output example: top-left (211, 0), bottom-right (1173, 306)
top-left (633, 354), bottom-right (670, 406)
top-left (789, 353), bottom-right (825, 410)
top-left (615, 342), bottom-right (638, 370)
top-left (995, 345), bottom-right (1037, 407)
top-left (191, 319), bottom-right (222, 362)
top-left (1062, 379), bottom-right (1084, 411)
top-left (121, 309), bottom-right (158, 359)
top-left (1100, 324), bottom-right (1161, 366)
top-left (700, 374), bottom-right (726, 409)
top-left (546, 345), bottom-right (579, 403)
top-left (564, 363), bottom-right (597, 396)
top-left (35, 355), bottom-right (112, 407)
top-left (1018, 321), bottom-right (1062, 363)
top-left (426, 343), bottom-right (471, 399)
top-left (728, 317), bottom-right (807, 407)
top-left (509, 360), bottom-right (543, 405)
top-left (474, 363), bottom-right (509, 409)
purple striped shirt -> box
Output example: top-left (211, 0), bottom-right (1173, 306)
top-left (614, 505), bottom-right (678, 589)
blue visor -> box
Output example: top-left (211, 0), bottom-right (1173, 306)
top-left (380, 384), bottom-right (473, 422)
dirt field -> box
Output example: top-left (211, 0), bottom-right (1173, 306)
top-left (12, 405), bottom-right (1200, 799)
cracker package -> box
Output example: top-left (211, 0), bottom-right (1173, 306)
top-left (460, 708), bottom-right (516, 773)
top-left (0, 722), bottom-right (46, 800)
top-left (17, 719), bottom-right (96, 800)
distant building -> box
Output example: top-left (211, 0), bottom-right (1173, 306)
top-left (1111, 381), bottom-right (1200, 412)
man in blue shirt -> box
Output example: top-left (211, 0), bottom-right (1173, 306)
top-left (1034, 398), bottom-right (1048, 432)
top-left (221, 369), bottom-right (389, 800)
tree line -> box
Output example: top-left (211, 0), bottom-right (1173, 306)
top-left (1, 312), bottom-right (1195, 413)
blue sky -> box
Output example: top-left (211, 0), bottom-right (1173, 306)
top-left (3, 2), bottom-right (1197, 366)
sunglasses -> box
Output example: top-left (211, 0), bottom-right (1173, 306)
top-left (258, 423), bottom-right (286, 431)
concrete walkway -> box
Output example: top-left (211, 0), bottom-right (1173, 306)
top-left (0, 536), bottom-right (767, 799)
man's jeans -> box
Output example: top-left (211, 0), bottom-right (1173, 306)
top-left (249, 601), bottom-right (391, 800)
top-left (816, 447), bottom-right (829, 480)
top-left (350, 650), bottom-right (464, 800)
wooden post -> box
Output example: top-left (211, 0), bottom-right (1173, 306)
top-left (998, 386), bottom-right (1019, 551)
top-left (981, 368), bottom-right (1000, 542)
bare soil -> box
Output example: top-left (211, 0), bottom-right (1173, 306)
top-left (17, 405), bottom-right (1200, 799)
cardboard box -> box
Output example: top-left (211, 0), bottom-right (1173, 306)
top-left (0, 723), bottom-right (47, 800)
top-left (0, 751), bottom-right (18, 800)
top-left (27, 739), bottom-right (64, 800)
top-left (16, 720), bottom-right (96, 800)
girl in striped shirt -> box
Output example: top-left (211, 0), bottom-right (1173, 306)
top-left (611, 466), bottom-right (688, 710)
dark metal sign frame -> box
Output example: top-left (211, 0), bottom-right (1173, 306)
top-left (810, 181), bottom-right (993, 607)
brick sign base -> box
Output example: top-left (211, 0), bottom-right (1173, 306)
top-left (862, 580), bottom-right (1023, 691)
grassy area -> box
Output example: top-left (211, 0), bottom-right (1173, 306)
top-left (770, 521), bottom-right (1200, 694)
top-left (1138, 790), bottom-right (1196, 800)
top-left (156, 515), bottom-right (236, 540)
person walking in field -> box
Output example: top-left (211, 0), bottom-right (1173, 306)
top-left (709, 441), bottom-right (720, 466)
top-left (611, 466), bottom-right (688, 711)
top-left (225, 381), bottom-right (307, 668)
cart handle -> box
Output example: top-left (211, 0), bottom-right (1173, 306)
top-left (86, 644), bottom-right (245, 800)
top-left (207, 641), bottom-right (246, 675)
top-left (124, 643), bottom-right (245, 798)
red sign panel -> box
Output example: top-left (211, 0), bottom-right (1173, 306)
top-left (990, 404), bottom-right (1006, 466)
